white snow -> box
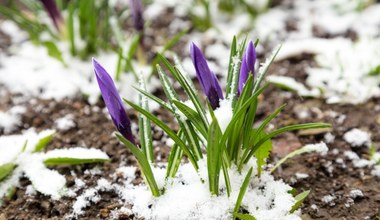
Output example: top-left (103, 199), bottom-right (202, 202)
top-left (322, 194), bottom-right (336, 206)
top-left (0, 129), bottom-right (109, 199)
top-left (267, 75), bottom-right (320, 97)
top-left (0, 106), bottom-right (26, 133)
top-left (343, 128), bottom-right (371, 147)
top-left (211, 99), bottom-right (233, 132)
top-left (302, 142), bottom-right (329, 155)
top-left (44, 147), bottom-right (109, 161)
top-left (0, 22), bottom-right (161, 107)
top-left (349, 189), bottom-right (364, 199)
top-left (55, 114), bottom-right (76, 131)
top-left (110, 158), bottom-right (301, 220)
top-left (295, 173), bottom-right (309, 179)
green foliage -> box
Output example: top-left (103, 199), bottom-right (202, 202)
top-left (0, 163), bottom-right (16, 182)
top-left (0, 0), bottom-right (125, 61)
top-left (43, 157), bottom-right (109, 165)
top-left (233, 167), bottom-right (253, 219)
top-left (290, 190), bottom-right (310, 213)
top-left (33, 131), bottom-right (55, 152)
top-left (110, 37), bottom-right (331, 217)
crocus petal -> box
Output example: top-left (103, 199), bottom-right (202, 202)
top-left (190, 43), bottom-right (223, 109)
top-left (238, 41), bottom-right (256, 95)
top-left (39, 0), bottom-right (63, 32)
top-left (92, 58), bottom-right (135, 144)
top-left (129, 0), bottom-right (144, 32)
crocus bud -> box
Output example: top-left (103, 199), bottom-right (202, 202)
top-left (39, 0), bottom-right (63, 32)
top-left (129, 0), bottom-right (144, 32)
top-left (190, 43), bottom-right (224, 110)
top-left (238, 41), bottom-right (256, 95)
top-left (93, 58), bottom-right (135, 144)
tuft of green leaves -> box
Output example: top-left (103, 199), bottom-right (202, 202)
top-left (110, 36), bottom-right (331, 217)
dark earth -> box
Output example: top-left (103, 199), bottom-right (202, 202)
top-left (1, 1), bottom-right (380, 220)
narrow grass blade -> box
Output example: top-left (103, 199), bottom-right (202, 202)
top-left (157, 66), bottom-right (203, 160)
top-left (290, 190), bottom-right (310, 213)
top-left (233, 167), bottom-right (253, 220)
top-left (233, 213), bottom-right (256, 220)
top-left (207, 119), bottom-right (222, 195)
top-left (157, 55), bottom-right (208, 125)
top-left (123, 99), bottom-right (198, 170)
top-left (33, 131), bottom-right (55, 152)
top-left (242, 123), bottom-right (331, 164)
top-left (138, 78), bottom-right (154, 163)
top-left (44, 157), bottom-right (110, 165)
top-left (133, 86), bottom-right (173, 112)
top-left (0, 163), bottom-right (16, 182)
top-left (166, 130), bottom-right (184, 178)
top-left (116, 133), bottom-right (160, 197)
top-left (172, 100), bottom-right (208, 138)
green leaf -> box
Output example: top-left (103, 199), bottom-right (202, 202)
top-left (369, 64), bottom-right (380, 76)
top-left (124, 99), bottom-right (198, 170)
top-left (252, 130), bottom-right (272, 176)
top-left (157, 55), bottom-right (208, 125)
top-left (43, 157), bottom-right (109, 165)
top-left (33, 131), bottom-right (55, 152)
top-left (270, 143), bottom-right (327, 173)
top-left (0, 163), bottom-right (16, 182)
top-left (290, 190), bottom-right (310, 213)
top-left (242, 123), bottom-right (331, 164)
top-left (138, 78), bottom-right (154, 163)
top-left (166, 130), bottom-right (184, 178)
top-left (172, 100), bottom-right (208, 138)
top-left (116, 133), bottom-right (160, 197)
top-left (207, 118), bottom-right (223, 195)
top-left (67, 2), bottom-right (76, 56)
top-left (42, 41), bottom-right (65, 65)
top-left (225, 36), bottom-right (237, 96)
top-left (133, 86), bottom-right (173, 112)
top-left (233, 213), bottom-right (256, 220)
top-left (233, 167), bottom-right (253, 220)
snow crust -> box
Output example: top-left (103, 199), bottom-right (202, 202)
top-left (0, 106), bottom-right (26, 133)
top-left (0, 21), bottom-right (160, 108)
top-left (254, 1), bottom-right (380, 104)
top-left (107, 158), bottom-right (301, 220)
top-left (0, 129), bottom-right (109, 199)
top-left (343, 128), bottom-right (371, 147)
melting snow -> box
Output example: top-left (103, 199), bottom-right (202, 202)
top-left (343, 128), bottom-right (371, 147)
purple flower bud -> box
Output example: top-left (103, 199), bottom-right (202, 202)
top-left (190, 43), bottom-right (224, 109)
top-left (92, 58), bottom-right (135, 144)
top-left (129, 0), bottom-right (144, 32)
top-left (39, 0), bottom-right (63, 32)
top-left (238, 41), bottom-right (256, 95)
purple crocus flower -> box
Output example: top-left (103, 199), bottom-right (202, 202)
top-left (238, 41), bottom-right (256, 95)
top-left (190, 43), bottom-right (224, 110)
top-left (39, 0), bottom-right (63, 32)
top-left (129, 0), bottom-right (144, 32)
top-left (92, 58), bottom-right (135, 144)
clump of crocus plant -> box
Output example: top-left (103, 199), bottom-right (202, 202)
top-left (93, 37), bottom-right (330, 218)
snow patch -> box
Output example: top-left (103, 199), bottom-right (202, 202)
top-left (343, 128), bottom-right (371, 147)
